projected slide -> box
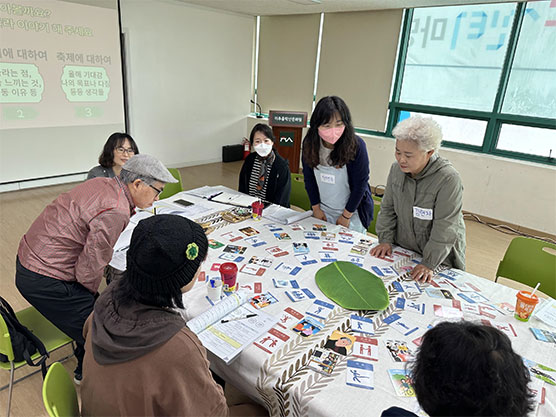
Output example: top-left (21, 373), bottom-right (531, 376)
top-left (0, 0), bottom-right (125, 129)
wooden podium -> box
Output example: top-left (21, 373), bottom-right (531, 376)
top-left (268, 110), bottom-right (308, 174)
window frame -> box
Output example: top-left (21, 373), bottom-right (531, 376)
top-left (384, 2), bottom-right (555, 166)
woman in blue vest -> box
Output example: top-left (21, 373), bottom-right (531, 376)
top-left (301, 96), bottom-right (373, 233)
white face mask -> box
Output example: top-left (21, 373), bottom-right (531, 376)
top-left (254, 143), bottom-right (273, 157)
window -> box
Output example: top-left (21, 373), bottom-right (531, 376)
top-left (401, 3), bottom-right (514, 111)
top-left (502, 1), bottom-right (556, 118)
top-left (389, 1), bottom-right (556, 165)
top-left (398, 111), bottom-right (487, 146)
top-left (497, 124), bottom-right (555, 157)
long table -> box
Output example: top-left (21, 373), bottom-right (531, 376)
top-left (113, 189), bottom-right (556, 417)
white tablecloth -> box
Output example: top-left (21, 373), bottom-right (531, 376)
top-left (179, 212), bottom-right (556, 417)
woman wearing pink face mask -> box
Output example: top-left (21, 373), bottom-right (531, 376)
top-left (301, 96), bottom-right (374, 233)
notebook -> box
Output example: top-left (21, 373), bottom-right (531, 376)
top-left (186, 291), bottom-right (277, 364)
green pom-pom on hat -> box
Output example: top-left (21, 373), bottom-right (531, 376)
top-left (186, 242), bottom-right (199, 260)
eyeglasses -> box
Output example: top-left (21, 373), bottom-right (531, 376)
top-left (148, 183), bottom-right (163, 196)
top-left (115, 147), bottom-right (135, 155)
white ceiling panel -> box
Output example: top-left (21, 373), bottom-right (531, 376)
top-left (177, 0), bottom-right (519, 16)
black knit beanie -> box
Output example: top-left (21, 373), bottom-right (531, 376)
top-left (126, 214), bottom-right (208, 296)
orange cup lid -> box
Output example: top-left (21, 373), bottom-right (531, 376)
top-left (516, 290), bottom-right (539, 303)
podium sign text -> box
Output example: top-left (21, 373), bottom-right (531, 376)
top-left (269, 110), bottom-right (307, 173)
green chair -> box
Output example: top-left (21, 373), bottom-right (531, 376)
top-left (1, 307), bottom-right (73, 417)
top-left (290, 173), bottom-right (311, 211)
top-left (159, 168), bottom-right (183, 200)
top-left (495, 237), bottom-right (556, 299)
top-left (43, 362), bottom-right (80, 417)
top-left (367, 195), bottom-right (382, 236)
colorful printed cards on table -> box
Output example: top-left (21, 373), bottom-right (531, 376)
top-left (220, 231), bottom-right (243, 242)
top-left (306, 299), bottom-right (334, 321)
top-left (388, 369), bottom-right (415, 397)
top-left (304, 231), bottom-right (320, 240)
top-left (285, 288), bottom-right (316, 302)
top-left (208, 239), bottom-right (224, 249)
top-left (223, 244), bottom-right (247, 254)
top-left (319, 251), bottom-right (337, 262)
top-left (218, 253), bottom-right (244, 262)
top-left (292, 316), bottom-right (324, 337)
top-left (295, 253), bottom-right (318, 265)
top-left (395, 297), bottom-right (426, 315)
top-left (393, 281), bottom-right (422, 295)
top-left (384, 314), bottom-right (420, 336)
top-left (350, 314), bottom-right (375, 335)
top-left (265, 245), bottom-right (288, 257)
top-left (274, 262), bottom-right (301, 276)
top-left (272, 278), bottom-right (299, 289)
top-left (372, 266), bottom-right (399, 278)
top-left (249, 292), bottom-right (278, 309)
top-left (385, 339), bottom-right (414, 362)
top-left (530, 327), bottom-right (556, 343)
top-left (248, 256), bottom-right (273, 268)
top-left (239, 226), bottom-right (259, 236)
top-left (346, 360), bottom-right (374, 390)
top-left (308, 348), bottom-right (339, 375)
top-left (352, 336), bottom-right (378, 361)
top-left (239, 264), bottom-right (266, 276)
top-left (253, 328), bottom-right (290, 354)
top-left (244, 236), bottom-right (267, 247)
top-left (277, 307), bottom-right (304, 329)
top-left (292, 242), bottom-right (309, 254)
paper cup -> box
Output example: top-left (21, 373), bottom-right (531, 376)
top-left (219, 262), bottom-right (238, 293)
top-left (207, 278), bottom-right (222, 301)
top-left (251, 201), bottom-right (264, 221)
top-left (514, 290), bottom-right (539, 322)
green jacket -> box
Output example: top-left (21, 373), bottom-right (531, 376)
top-left (376, 154), bottom-right (466, 270)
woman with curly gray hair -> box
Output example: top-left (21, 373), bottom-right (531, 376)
top-left (370, 116), bottom-right (466, 283)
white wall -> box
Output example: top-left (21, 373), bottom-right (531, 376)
top-left (363, 134), bottom-right (556, 235)
top-left (120, 0), bottom-right (254, 167)
top-left (247, 117), bottom-right (556, 235)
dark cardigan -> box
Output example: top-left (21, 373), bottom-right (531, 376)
top-left (301, 136), bottom-right (374, 229)
top-left (238, 150), bottom-right (291, 208)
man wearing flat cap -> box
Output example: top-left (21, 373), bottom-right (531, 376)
top-left (15, 154), bottom-right (177, 383)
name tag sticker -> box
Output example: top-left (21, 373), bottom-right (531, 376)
top-left (320, 173), bottom-right (335, 184)
top-left (413, 206), bottom-right (433, 220)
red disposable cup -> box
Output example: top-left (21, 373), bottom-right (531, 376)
top-left (251, 201), bottom-right (264, 220)
top-left (219, 262), bottom-right (238, 293)
top-left (514, 290), bottom-right (539, 322)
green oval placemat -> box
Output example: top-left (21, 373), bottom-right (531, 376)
top-left (315, 261), bottom-right (389, 310)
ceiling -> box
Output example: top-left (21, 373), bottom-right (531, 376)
top-left (178, 0), bottom-right (516, 16)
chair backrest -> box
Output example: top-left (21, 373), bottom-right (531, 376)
top-left (0, 313), bottom-right (15, 362)
top-left (290, 173), bottom-right (312, 211)
top-left (367, 195), bottom-right (382, 235)
top-left (496, 237), bottom-right (556, 299)
top-left (43, 362), bottom-right (80, 417)
top-left (159, 168), bottom-right (183, 200)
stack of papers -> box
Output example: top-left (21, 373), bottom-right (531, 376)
top-left (534, 298), bottom-right (556, 328)
top-left (264, 205), bottom-right (312, 225)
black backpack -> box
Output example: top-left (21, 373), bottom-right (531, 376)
top-left (0, 296), bottom-right (49, 375)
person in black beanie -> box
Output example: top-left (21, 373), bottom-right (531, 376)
top-left (80, 215), bottom-right (267, 416)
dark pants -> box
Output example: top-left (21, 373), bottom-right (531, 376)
top-left (15, 257), bottom-right (95, 375)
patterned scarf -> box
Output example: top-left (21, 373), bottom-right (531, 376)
top-left (256, 150), bottom-right (276, 192)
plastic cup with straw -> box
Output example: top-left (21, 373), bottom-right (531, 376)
top-left (514, 282), bottom-right (540, 322)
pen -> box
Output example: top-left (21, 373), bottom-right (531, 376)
top-left (220, 313), bottom-right (257, 323)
